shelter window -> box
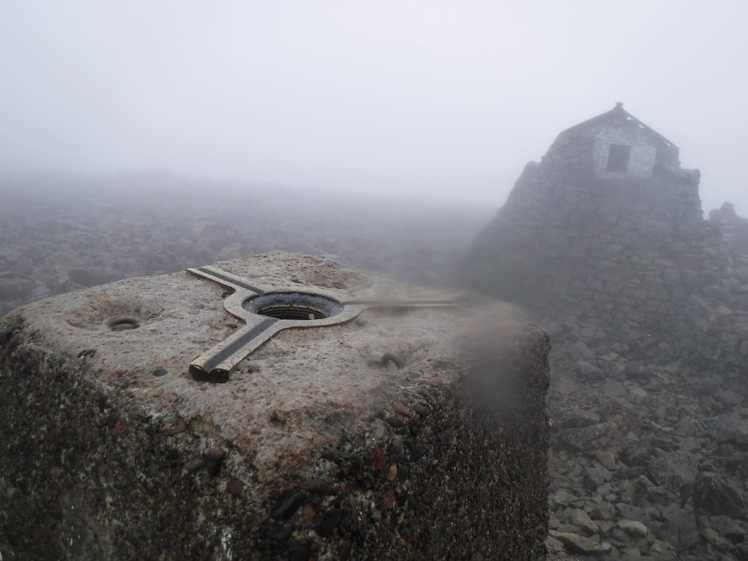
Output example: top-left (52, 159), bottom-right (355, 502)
top-left (606, 144), bottom-right (631, 172)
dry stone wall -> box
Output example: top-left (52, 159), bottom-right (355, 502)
top-left (466, 110), bottom-right (748, 560)
top-left (467, 137), bottom-right (748, 369)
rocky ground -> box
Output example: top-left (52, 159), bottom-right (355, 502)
top-left (0, 172), bottom-right (489, 316)
top-left (543, 316), bottom-right (748, 561)
top-left (3, 173), bottom-right (747, 560)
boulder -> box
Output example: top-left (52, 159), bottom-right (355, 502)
top-left (617, 519), bottom-right (649, 538)
top-left (551, 531), bottom-right (612, 555)
top-left (568, 508), bottom-right (599, 536)
top-left (0, 253), bottom-right (551, 561)
top-left (693, 471), bottom-right (745, 518)
top-left (559, 423), bottom-right (610, 452)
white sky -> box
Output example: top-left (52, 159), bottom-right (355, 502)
top-left (1, 1), bottom-right (747, 211)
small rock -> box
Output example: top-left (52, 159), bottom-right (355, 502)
top-left (551, 531), bottom-right (612, 555)
top-left (152, 367), bottom-right (168, 377)
top-left (693, 471), bottom-right (745, 518)
top-left (383, 414), bottom-right (404, 428)
top-left (577, 360), bottom-right (603, 381)
top-left (270, 409), bottom-right (289, 426)
top-left (590, 502), bottom-right (615, 521)
top-left (184, 457), bottom-right (206, 473)
top-left (714, 389), bottom-right (743, 408)
top-left (735, 544), bottom-right (748, 561)
top-left (544, 535), bottom-right (565, 555)
top-left (300, 504), bottom-right (316, 527)
top-left (391, 400), bottom-right (412, 418)
top-left (648, 539), bottom-right (674, 556)
top-left (593, 450), bottom-right (618, 470)
top-left (703, 515), bottom-right (748, 544)
top-left (559, 423), bottom-right (609, 452)
top-left (615, 503), bottom-right (646, 522)
top-left (550, 488), bottom-right (577, 509)
top-left (617, 519), bottom-right (648, 538)
top-left (559, 411), bottom-right (601, 429)
top-left (701, 527), bottom-right (729, 548)
top-left (568, 508), bottom-right (599, 536)
top-left (163, 419), bottom-right (187, 436)
top-left (583, 462), bottom-right (612, 489)
top-left (626, 384), bottom-right (648, 402)
top-left (618, 546), bottom-right (642, 560)
top-left (658, 503), bottom-right (700, 549)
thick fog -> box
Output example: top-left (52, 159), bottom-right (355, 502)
top-left (1, 1), bottom-right (747, 211)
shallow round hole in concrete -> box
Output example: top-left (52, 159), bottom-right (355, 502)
top-left (106, 316), bottom-right (140, 331)
top-left (244, 292), bottom-right (342, 321)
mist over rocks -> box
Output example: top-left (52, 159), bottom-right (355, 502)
top-left (0, 171), bottom-right (491, 316)
top-left (466, 105), bottom-right (748, 561)
top-left (3, 111), bottom-right (747, 558)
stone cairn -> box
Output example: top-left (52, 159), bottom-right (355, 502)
top-left (466, 104), bottom-right (748, 561)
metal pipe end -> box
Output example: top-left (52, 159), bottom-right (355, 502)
top-left (189, 363), bottom-right (230, 383)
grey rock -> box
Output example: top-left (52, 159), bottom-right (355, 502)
top-left (702, 515), bottom-right (748, 545)
top-left (701, 527), bottom-right (730, 549)
top-left (735, 544), bottom-right (748, 561)
top-left (559, 423), bottom-right (609, 452)
top-left (625, 364), bottom-right (655, 380)
top-left (551, 531), bottom-right (612, 555)
top-left (620, 442), bottom-right (653, 468)
top-left (706, 411), bottom-right (748, 448)
top-left (577, 360), bottom-right (603, 381)
top-left (567, 508), bottom-right (599, 536)
top-left (593, 450), bottom-right (618, 470)
top-left (617, 519), bottom-right (648, 538)
top-left (583, 462), bottom-right (612, 489)
top-left (550, 488), bottom-right (577, 509)
top-left (618, 546), bottom-right (642, 561)
top-left (559, 410), bottom-right (601, 429)
top-left (656, 505), bottom-right (701, 549)
top-left (714, 389), bottom-right (743, 408)
top-left (693, 472), bottom-right (745, 518)
top-left (615, 503), bottom-right (647, 522)
top-left (589, 502), bottom-right (615, 521)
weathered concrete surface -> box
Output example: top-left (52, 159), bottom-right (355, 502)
top-left (0, 252), bottom-right (550, 561)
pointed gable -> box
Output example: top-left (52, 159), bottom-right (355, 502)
top-left (546, 103), bottom-right (681, 178)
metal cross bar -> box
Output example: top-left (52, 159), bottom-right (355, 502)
top-left (187, 266), bottom-right (458, 378)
